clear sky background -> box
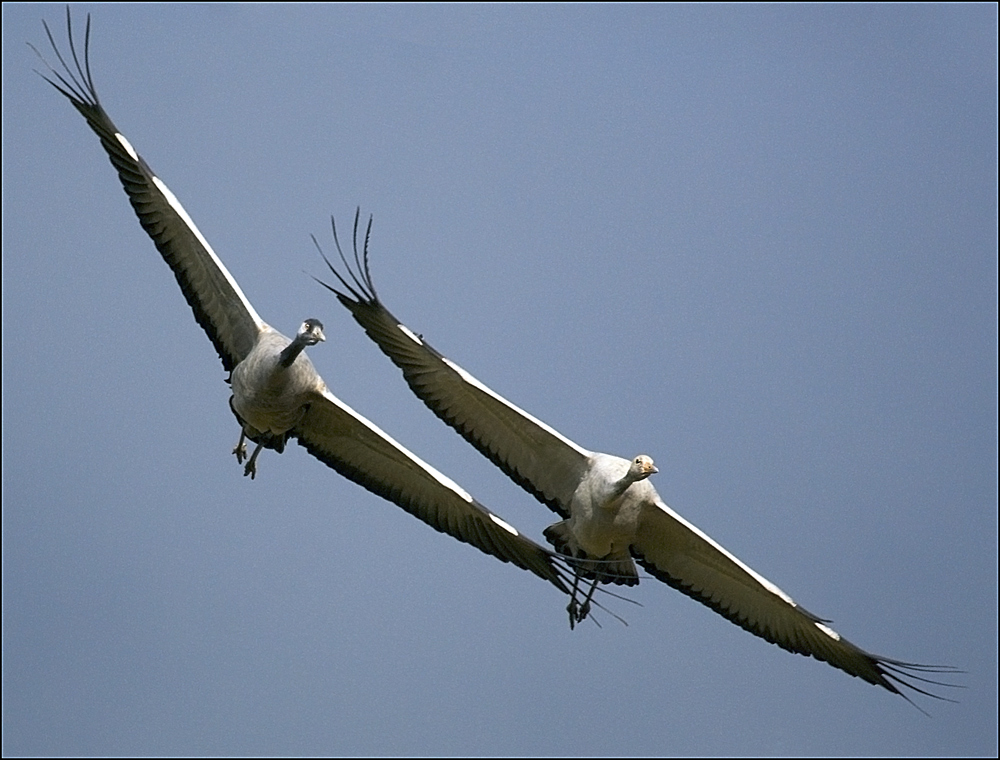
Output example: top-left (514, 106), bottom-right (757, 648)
top-left (3, 4), bottom-right (996, 756)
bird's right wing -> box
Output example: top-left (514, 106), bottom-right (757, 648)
top-left (33, 9), bottom-right (263, 372)
top-left (296, 386), bottom-right (573, 593)
top-left (631, 495), bottom-right (961, 706)
top-left (314, 213), bottom-right (590, 519)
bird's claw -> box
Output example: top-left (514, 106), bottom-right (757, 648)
top-left (233, 430), bottom-right (248, 464)
top-left (567, 598), bottom-right (591, 630)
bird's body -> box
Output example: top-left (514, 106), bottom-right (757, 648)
top-left (546, 454), bottom-right (657, 581)
top-left (231, 329), bottom-right (319, 439)
top-left (230, 320), bottom-right (327, 476)
top-left (33, 9), bottom-right (574, 601)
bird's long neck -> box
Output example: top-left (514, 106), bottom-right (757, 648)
top-left (598, 471), bottom-right (641, 506)
top-left (609, 473), bottom-right (637, 500)
top-left (278, 337), bottom-right (307, 368)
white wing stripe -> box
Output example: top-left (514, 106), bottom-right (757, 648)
top-left (489, 513), bottom-right (520, 537)
top-left (114, 132), bottom-right (139, 161)
top-left (653, 499), bottom-right (798, 607)
top-left (150, 174), bottom-right (265, 329)
top-left (438, 355), bottom-right (593, 458)
top-left (318, 387), bottom-right (475, 503)
top-left (816, 622), bottom-right (842, 641)
top-left (398, 324), bottom-right (423, 345)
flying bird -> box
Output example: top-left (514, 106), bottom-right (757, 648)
top-left (31, 9), bottom-right (576, 601)
top-left (318, 212), bottom-right (961, 710)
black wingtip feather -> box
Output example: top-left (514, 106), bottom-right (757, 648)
top-left (312, 209), bottom-right (380, 307)
top-left (635, 551), bottom-right (963, 711)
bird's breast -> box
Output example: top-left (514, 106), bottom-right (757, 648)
top-left (230, 348), bottom-right (319, 435)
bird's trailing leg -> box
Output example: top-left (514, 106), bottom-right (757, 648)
top-left (232, 429), bottom-right (262, 478)
top-left (566, 570), bottom-right (599, 629)
top-left (232, 430), bottom-right (248, 463)
top-left (243, 442), bottom-right (264, 479)
top-left (567, 573), bottom-right (581, 629)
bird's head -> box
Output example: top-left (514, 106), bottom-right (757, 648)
top-left (297, 318), bottom-right (327, 346)
top-left (629, 455), bottom-right (658, 482)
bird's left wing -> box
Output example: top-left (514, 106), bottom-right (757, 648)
top-left (632, 495), bottom-right (959, 705)
top-left (33, 9), bottom-right (263, 372)
top-left (313, 213), bottom-right (591, 518)
top-left (296, 387), bottom-right (573, 593)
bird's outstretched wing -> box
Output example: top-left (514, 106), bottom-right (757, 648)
top-left (32, 8), bottom-right (263, 372)
top-left (297, 388), bottom-right (574, 592)
top-left (631, 496), bottom-right (960, 709)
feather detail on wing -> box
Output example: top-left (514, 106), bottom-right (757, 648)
top-left (297, 387), bottom-right (573, 591)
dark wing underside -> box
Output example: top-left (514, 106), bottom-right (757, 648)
top-left (33, 9), bottom-right (262, 372)
top-left (297, 388), bottom-right (572, 592)
top-left (633, 497), bottom-right (962, 707)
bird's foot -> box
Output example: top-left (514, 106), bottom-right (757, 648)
top-left (567, 598), bottom-right (591, 630)
top-left (233, 431), bottom-right (248, 464)
top-left (242, 442), bottom-right (263, 480)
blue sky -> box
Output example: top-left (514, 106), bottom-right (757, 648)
top-left (3, 4), bottom-right (996, 756)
